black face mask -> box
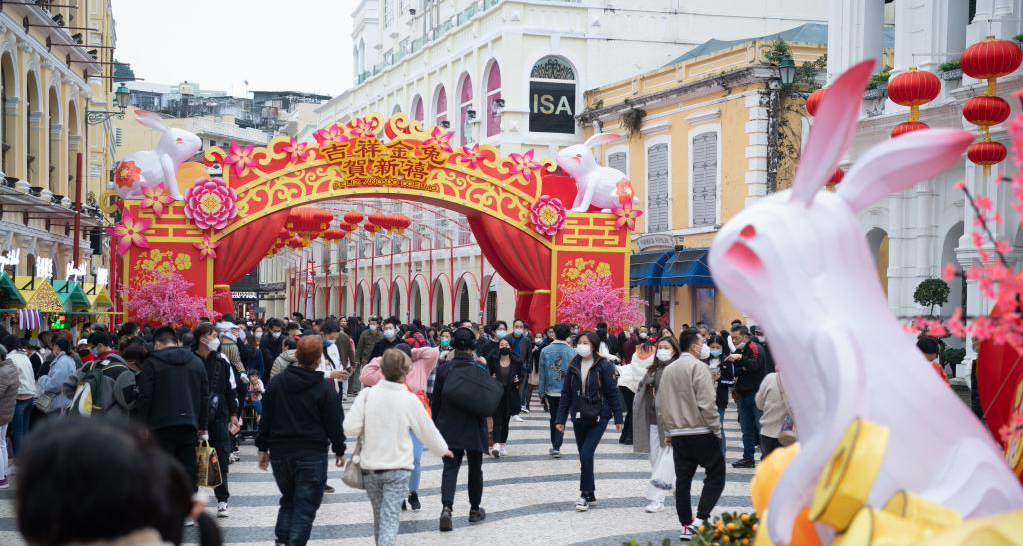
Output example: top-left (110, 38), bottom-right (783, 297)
top-left (499, 347), bottom-right (511, 356)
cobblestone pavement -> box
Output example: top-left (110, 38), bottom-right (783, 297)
top-left (0, 400), bottom-right (754, 545)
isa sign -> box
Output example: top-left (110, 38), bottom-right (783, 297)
top-left (529, 81), bottom-right (575, 134)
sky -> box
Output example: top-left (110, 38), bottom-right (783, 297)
top-left (111, 0), bottom-right (354, 98)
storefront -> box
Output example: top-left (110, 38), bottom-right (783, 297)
top-left (629, 240), bottom-right (722, 331)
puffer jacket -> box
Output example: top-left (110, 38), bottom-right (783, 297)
top-left (271, 349), bottom-right (298, 378)
top-left (0, 357), bottom-right (18, 425)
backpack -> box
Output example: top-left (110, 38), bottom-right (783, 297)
top-left (442, 361), bottom-right (503, 416)
top-left (70, 356), bottom-right (128, 416)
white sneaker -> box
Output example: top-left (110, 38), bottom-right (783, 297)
top-left (679, 523), bottom-right (697, 541)
top-left (184, 518), bottom-right (196, 528)
top-left (644, 500), bottom-right (664, 513)
top-left (512, 415), bottom-right (525, 422)
top-left (575, 496), bottom-right (590, 512)
top-left (499, 444), bottom-right (508, 457)
top-left (521, 406), bottom-right (530, 414)
top-left (550, 449), bottom-right (561, 459)
top-left (217, 502), bottom-right (229, 518)
top-left (490, 444), bottom-right (501, 458)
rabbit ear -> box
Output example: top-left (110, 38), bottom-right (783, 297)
top-left (790, 59), bottom-right (876, 206)
top-left (584, 133), bottom-right (621, 149)
top-left (135, 110), bottom-right (169, 132)
top-left (837, 128), bottom-right (974, 212)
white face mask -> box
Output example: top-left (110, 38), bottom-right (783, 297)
top-left (656, 349), bottom-right (674, 362)
top-left (514, 327), bottom-right (524, 336)
top-left (206, 337), bottom-right (221, 352)
top-left (271, 331), bottom-right (281, 339)
top-left (255, 330), bottom-right (263, 338)
top-left (700, 344), bottom-right (711, 360)
top-left (383, 328), bottom-right (396, 339)
top-left (495, 329), bottom-right (508, 338)
top-left (575, 344), bottom-right (592, 358)
top-left (369, 324), bottom-right (378, 332)
top-left (639, 332), bottom-right (648, 339)
top-left (534, 337), bottom-right (543, 344)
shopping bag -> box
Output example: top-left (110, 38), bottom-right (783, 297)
top-left (196, 440), bottom-right (223, 488)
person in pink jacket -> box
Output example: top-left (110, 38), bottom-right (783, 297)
top-left (361, 342), bottom-right (439, 512)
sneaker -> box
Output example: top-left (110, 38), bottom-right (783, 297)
top-left (439, 507), bottom-right (453, 532)
top-left (228, 452), bottom-right (240, 464)
top-left (409, 492), bottom-right (421, 511)
top-left (490, 444), bottom-right (501, 459)
top-left (512, 415), bottom-right (525, 422)
top-left (0, 478), bottom-right (8, 490)
top-left (680, 522), bottom-right (699, 541)
top-left (732, 458), bottom-right (756, 469)
top-left (324, 484), bottom-right (336, 494)
top-left (468, 507), bottom-right (486, 523)
top-left (217, 502), bottom-right (229, 518)
top-left (499, 444), bottom-right (508, 457)
top-left (575, 497), bottom-right (590, 512)
top-left (584, 493), bottom-right (597, 505)
top-left (644, 500), bottom-right (664, 513)
top-left (521, 406), bottom-right (530, 414)
top-left (551, 449), bottom-right (561, 459)
top-left (184, 518), bottom-right (196, 528)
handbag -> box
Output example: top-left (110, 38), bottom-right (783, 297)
top-left (342, 436), bottom-right (365, 490)
top-left (196, 440), bottom-right (223, 488)
top-left (443, 362), bottom-right (503, 416)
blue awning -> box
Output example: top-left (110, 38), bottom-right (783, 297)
top-left (630, 250), bottom-right (672, 287)
top-left (661, 248), bottom-right (714, 287)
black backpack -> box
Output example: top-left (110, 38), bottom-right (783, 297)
top-left (442, 361), bottom-right (503, 416)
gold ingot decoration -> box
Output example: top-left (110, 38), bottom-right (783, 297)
top-left (752, 511), bottom-right (775, 546)
top-left (809, 418), bottom-right (889, 531)
top-left (882, 490), bottom-right (962, 535)
top-left (833, 508), bottom-right (925, 546)
top-left (913, 509), bottom-right (1023, 545)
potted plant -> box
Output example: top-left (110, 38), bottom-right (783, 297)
top-left (864, 71), bottom-right (890, 100)
top-left (938, 59), bottom-right (963, 83)
top-left (914, 278), bottom-right (950, 317)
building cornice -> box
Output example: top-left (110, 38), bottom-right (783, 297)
top-left (0, 12), bottom-right (92, 92)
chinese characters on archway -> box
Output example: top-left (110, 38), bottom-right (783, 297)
top-left (323, 137), bottom-right (447, 192)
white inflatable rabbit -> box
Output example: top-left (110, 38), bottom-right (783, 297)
top-left (709, 59), bottom-right (1023, 545)
top-left (114, 110), bottom-right (202, 200)
top-left (557, 133), bottom-right (639, 212)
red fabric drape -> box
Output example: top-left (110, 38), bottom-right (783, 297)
top-left (468, 215), bottom-right (551, 330)
top-left (212, 210), bottom-right (290, 306)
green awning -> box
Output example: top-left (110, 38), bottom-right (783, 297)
top-left (0, 272), bottom-right (24, 305)
top-left (51, 280), bottom-right (91, 310)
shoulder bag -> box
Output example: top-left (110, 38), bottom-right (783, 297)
top-left (342, 389), bottom-right (368, 490)
top-left (442, 361), bottom-right (503, 416)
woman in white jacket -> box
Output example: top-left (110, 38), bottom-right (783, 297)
top-left (344, 349), bottom-right (452, 546)
top-left (631, 337), bottom-right (682, 513)
top-left (616, 338), bottom-right (654, 446)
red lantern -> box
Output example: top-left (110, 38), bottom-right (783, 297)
top-left (961, 36), bottom-right (1023, 87)
top-left (963, 95), bottom-right (1011, 128)
top-left (322, 228), bottom-right (346, 242)
top-left (286, 207), bottom-right (319, 235)
top-left (343, 211), bottom-right (364, 225)
top-left (890, 120), bottom-right (929, 139)
top-left (887, 68), bottom-right (941, 107)
top-left (368, 212), bottom-right (388, 230)
top-left (968, 141), bottom-right (1007, 172)
top-left (806, 87), bottom-right (827, 117)
top-left (338, 221), bottom-right (352, 232)
top-left (287, 236), bottom-right (306, 249)
top-left (828, 167), bottom-right (844, 185)
top-left (363, 221), bottom-right (379, 233)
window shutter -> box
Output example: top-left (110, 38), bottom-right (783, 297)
top-left (691, 133), bottom-right (717, 226)
top-left (608, 152), bottom-right (627, 174)
top-left (646, 144), bottom-right (670, 232)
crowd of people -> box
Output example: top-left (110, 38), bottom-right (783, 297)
top-left (0, 310), bottom-right (960, 546)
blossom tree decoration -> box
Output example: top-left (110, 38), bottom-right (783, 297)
top-left (114, 160), bottom-right (141, 190)
top-left (556, 275), bottom-right (647, 331)
top-left (141, 182), bottom-right (174, 217)
top-left (424, 126), bottom-right (454, 152)
top-left (106, 209), bottom-right (151, 255)
top-left (121, 271), bottom-right (216, 326)
top-left (183, 177), bottom-right (239, 230)
top-left (530, 195), bottom-right (567, 236)
top-left (508, 149), bottom-right (543, 183)
top-left (223, 141), bottom-right (257, 176)
top-left (193, 232), bottom-right (219, 259)
top-left (282, 136), bottom-right (312, 163)
top-left (612, 202), bottom-right (644, 230)
top-left (313, 123), bottom-right (349, 146)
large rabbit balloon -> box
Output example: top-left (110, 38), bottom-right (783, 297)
top-left (557, 133), bottom-right (639, 212)
top-left (708, 59), bottom-right (1023, 545)
top-left (113, 110), bottom-right (203, 200)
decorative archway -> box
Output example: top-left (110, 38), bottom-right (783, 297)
top-left (112, 113), bottom-right (632, 329)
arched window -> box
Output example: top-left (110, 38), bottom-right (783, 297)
top-left (47, 86), bottom-right (61, 195)
top-left (1, 52), bottom-right (14, 174)
top-left (458, 74), bottom-right (473, 145)
top-left (485, 62), bottom-right (502, 137)
top-left (529, 55), bottom-right (576, 134)
top-left (411, 95), bottom-right (424, 122)
top-left (392, 103), bottom-right (402, 114)
top-left (434, 85), bottom-right (447, 127)
top-left (67, 100), bottom-right (80, 198)
top-left (25, 71), bottom-right (39, 184)
top-left (457, 281), bottom-right (470, 322)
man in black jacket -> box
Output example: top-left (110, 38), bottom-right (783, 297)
top-left (369, 316), bottom-right (403, 359)
top-left (257, 335), bottom-right (345, 546)
top-left (725, 325), bottom-right (765, 468)
top-left (137, 326), bottom-right (209, 491)
top-left (194, 324), bottom-right (240, 518)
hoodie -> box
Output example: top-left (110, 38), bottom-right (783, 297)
top-left (360, 346), bottom-right (439, 393)
top-left (256, 365), bottom-right (345, 457)
top-left (270, 349), bottom-right (297, 378)
top-left (137, 347), bottom-right (209, 431)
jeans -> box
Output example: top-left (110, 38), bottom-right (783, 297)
top-left (154, 425), bottom-right (199, 492)
top-left (441, 449), bottom-right (483, 510)
top-left (364, 470), bottom-right (411, 546)
top-left (0, 424), bottom-right (8, 480)
top-left (573, 417), bottom-right (609, 494)
top-left (11, 398), bottom-right (33, 457)
top-left (618, 387), bottom-right (635, 442)
top-left (546, 396), bottom-right (563, 450)
top-left (736, 394), bottom-right (762, 460)
top-left (717, 407), bottom-right (727, 457)
top-left (210, 420), bottom-right (231, 503)
top-left (270, 453), bottom-right (327, 546)
top-left (409, 431), bottom-right (423, 492)
top-left (671, 433), bottom-right (726, 524)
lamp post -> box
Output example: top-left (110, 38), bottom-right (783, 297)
top-left (86, 83), bottom-right (130, 125)
top-left (778, 54), bottom-right (797, 86)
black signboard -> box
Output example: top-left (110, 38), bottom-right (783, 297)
top-left (529, 81), bottom-right (576, 134)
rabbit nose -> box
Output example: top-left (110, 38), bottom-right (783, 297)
top-left (176, 137), bottom-right (184, 144)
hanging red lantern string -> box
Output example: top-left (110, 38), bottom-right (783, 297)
top-left (368, 212), bottom-right (389, 231)
top-left (961, 36), bottom-right (1022, 174)
top-left (343, 211), bottom-right (364, 225)
top-left (338, 221), bottom-right (353, 232)
top-left (805, 87), bottom-right (827, 117)
top-left (363, 221), bottom-right (379, 234)
top-left (887, 67), bottom-right (941, 139)
top-left (287, 236), bottom-right (306, 249)
top-left (392, 214), bottom-right (411, 234)
top-left (322, 228), bottom-right (346, 242)
top-left (891, 120), bottom-right (930, 139)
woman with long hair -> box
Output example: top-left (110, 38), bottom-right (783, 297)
top-left (633, 335), bottom-right (682, 512)
top-left (554, 331), bottom-right (624, 512)
top-left (486, 337), bottom-right (524, 458)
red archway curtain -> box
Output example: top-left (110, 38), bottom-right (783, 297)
top-left (468, 214), bottom-right (551, 330)
top-left (212, 209), bottom-right (290, 311)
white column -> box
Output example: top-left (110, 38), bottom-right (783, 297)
top-left (958, 161), bottom-right (994, 376)
top-left (744, 93), bottom-right (769, 206)
top-left (827, 0), bottom-right (885, 81)
top-left (893, 0), bottom-right (968, 73)
top-left (885, 192), bottom-right (908, 317)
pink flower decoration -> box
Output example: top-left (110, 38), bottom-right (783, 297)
top-left (530, 195), bottom-right (567, 237)
top-left (313, 124), bottom-right (349, 146)
top-left (424, 126), bottom-right (454, 152)
top-left (106, 210), bottom-right (151, 255)
top-left (459, 144), bottom-right (484, 169)
top-left (183, 177), bottom-right (239, 230)
top-left (612, 203), bottom-right (644, 231)
top-left (283, 136), bottom-right (312, 163)
top-left (193, 232), bottom-right (220, 259)
top-left (141, 182), bottom-right (174, 217)
top-left (223, 141), bottom-right (257, 176)
top-left (348, 117), bottom-right (377, 138)
top-left (509, 149), bottom-right (542, 182)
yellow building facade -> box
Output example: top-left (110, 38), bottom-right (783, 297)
top-left (580, 36), bottom-right (827, 333)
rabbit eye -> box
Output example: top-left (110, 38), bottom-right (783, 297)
top-left (175, 137), bottom-right (184, 144)
top-left (740, 225), bottom-right (756, 238)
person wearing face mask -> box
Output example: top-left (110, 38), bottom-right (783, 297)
top-left (705, 335), bottom-right (733, 457)
top-left (617, 328), bottom-right (657, 447)
top-left (506, 319), bottom-right (534, 414)
top-left (633, 336), bottom-right (682, 513)
top-left (260, 319), bottom-right (286, 374)
top-left (726, 325), bottom-right (765, 468)
top-left (475, 321), bottom-right (503, 358)
top-left (621, 326), bottom-right (649, 366)
top-left (554, 331), bottom-right (624, 512)
top-left (192, 322), bottom-right (240, 518)
top-left (355, 317), bottom-right (383, 380)
top-left (485, 338), bottom-right (524, 458)
top-left (749, 325), bottom-right (775, 374)
top-left (657, 329), bottom-right (724, 541)
top-left (370, 318), bottom-right (404, 360)
top-left (319, 320), bottom-right (354, 402)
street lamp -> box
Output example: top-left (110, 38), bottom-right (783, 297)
top-left (778, 54), bottom-right (797, 86)
top-left (86, 83), bottom-right (131, 125)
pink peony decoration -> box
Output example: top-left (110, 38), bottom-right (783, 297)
top-left (530, 195), bottom-right (567, 237)
top-left (183, 177), bottom-right (239, 230)
top-left (106, 210), bottom-right (151, 255)
top-left (141, 182), bottom-right (174, 217)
